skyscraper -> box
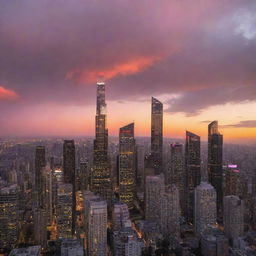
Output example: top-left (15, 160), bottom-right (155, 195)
top-left (87, 199), bottom-right (108, 256)
top-left (92, 81), bottom-right (112, 201)
top-left (112, 202), bottom-right (130, 230)
top-left (0, 185), bottom-right (18, 249)
top-left (194, 181), bottom-right (217, 236)
top-left (224, 166), bottom-right (243, 198)
top-left (145, 174), bottom-right (165, 222)
top-left (223, 195), bottom-right (244, 244)
top-left (168, 143), bottom-right (185, 214)
top-left (185, 131), bottom-right (201, 222)
top-left (135, 145), bottom-right (145, 190)
top-left (35, 146), bottom-right (46, 208)
top-left (208, 121), bottom-right (223, 217)
top-left (34, 146), bottom-right (47, 248)
top-left (63, 140), bottom-right (76, 235)
top-left (151, 97), bottom-right (163, 175)
top-left (160, 184), bottom-right (181, 241)
top-left (57, 183), bottom-right (73, 239)
top-left (119, 123), bottom-right (136, 209)
top-left (63, 140), bottom-right (75, 184)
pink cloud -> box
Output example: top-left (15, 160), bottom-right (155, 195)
top-left (65, 56), bottom-right (160, 83)
top-left (0, 86), bottom-right (19, 101)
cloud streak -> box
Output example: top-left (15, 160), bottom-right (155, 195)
top-left (221, 120), bottom-right (256, 128)
top-left (0, 86), bottom-right (19, 101)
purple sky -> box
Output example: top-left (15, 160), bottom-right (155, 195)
top-left (0, 0), bottom-right (256, 141)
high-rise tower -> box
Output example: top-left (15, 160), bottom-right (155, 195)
top-left (92, 82), bottom-right (112, 201)
top-left (35, 146), bottom-right (46, 208)
top-left (168, 143), bottom-right (185, 215)
top-left (194, 181), bottom-right (217, 236)
top-left (185, 131), bottom-right (201, 222)
top-left (63, 140), bottom-right (75, 184)
top-left (223, 195), bottom-right (244, 244)
top-left (151, 97), bottom-right (163, 175)
top-left (145, 174), bottom-right (165, 222)
top-left (208, 121), bottom-right (223, 218)
top-left (63, 140), bottom-right (76, 235)
top-left (119, 123), bottom-right (136, 209)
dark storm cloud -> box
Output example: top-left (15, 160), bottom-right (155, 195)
top-left (165, 85), bottom-right (256, 116)
top-left (0, 0), bottom-right (255, 113)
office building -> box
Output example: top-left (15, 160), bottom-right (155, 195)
top-left (57, 183), bottom-right (73, 239)
top-left (119, 123), bottom-right (136, 208)
top-left (201, 228), bottom-right (229, 256)
top-left (35, 146), bottom-right (46, 208)
top-left (63, 140), bottom-right (76, 234)
top-left (0, 185), bottom-right (19, 249)
top-left (112, 202), bottom-right (130, 230)
top-left (61, 239), bottom-right (84, 256)
top-left (223, 195), bottom-right (244, 244)
top-left (136, 145), bottom-right (145, 190)
top-left (9, 246), bottom-right (41, 256)
top-left (185, 131), bottom-right (201, 222)
top-left (145, 174), bottom-right (165, 222)
top-left (87, 198), bottom-right (108, 256)
top-left (168, 143), bottom-right (185, 214)
top-left (194, 181), bottom-right (217, 236)
top-left (208, 121), bottom-right (223, 217)
top-left (63, 140), bottom-right (76, 184)
top-left (160, 184), bottom-right (181, 241)
top-left (151, 97), bottom-right (163, 174)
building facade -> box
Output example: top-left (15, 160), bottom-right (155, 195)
top-left (185, 131), bottom-right (201, 222)
top-left (151, 97), bottom-right (163, 175)
top-left (119, 123), bottom-right (136, 208)
top-left (194, 182), bottom-right (217, 236)
top-left (208, 121), bottom-right (223, 218)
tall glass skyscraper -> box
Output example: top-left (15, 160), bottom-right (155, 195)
top-left (208, 121), bottom-right (223, 218)
top-left (185, 131), bottom-right (201, 222)
top-left (35, 146), bottom-right (46, 208)
top-left (92, 82), bottom-right (112, 201)
top-left (63, 140), bottom-right (76, 234)
top-left (151, 97), bottom-right (163, 175)
top-left (119, 123), bottom-right (136, 209)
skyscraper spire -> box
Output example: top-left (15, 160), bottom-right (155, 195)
top-left (92, 81), bottom-right (112, 201)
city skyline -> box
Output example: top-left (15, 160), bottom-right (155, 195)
top-left (0, 0), bottom-right (256, 143)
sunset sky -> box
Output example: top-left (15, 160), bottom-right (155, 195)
top-left (0, 0), bottom-right (256, 143)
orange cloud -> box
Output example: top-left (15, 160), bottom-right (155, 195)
top-left (0, 86), bottom-right (19, 101)
top-left (66, 56), bottom-right (160, 83)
